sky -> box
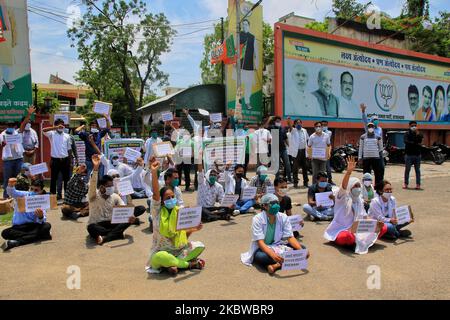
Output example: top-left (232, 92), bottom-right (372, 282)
top-left (27, 0), bottom-right (448, 96)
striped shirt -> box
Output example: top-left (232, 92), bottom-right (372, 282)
top-left (358, 133), bottom-right (383, 159)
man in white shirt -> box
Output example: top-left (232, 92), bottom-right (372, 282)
top-left (252, 121), bottom-right (272, 166)
top-left (307, 121), bottom-right (331, 184)
top-left (18, 106), bottom-right (39, 164)
top-left (287, 118), bottom-right (310, 188)
top-left (43, 119), bottom-right (72, 199)
top-left (338, 72), bottom-right (360, 119)
top-left (143, 128), bottom-right (162, 164)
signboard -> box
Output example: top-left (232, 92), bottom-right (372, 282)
top-left (226, 0), bottom-right (263, 123)
top-left (275, 24), bottom-right (450, 124)
top-left (104, 139), bottom-right (144, 162)
top-left (0, 0), bottom-right (32, 123)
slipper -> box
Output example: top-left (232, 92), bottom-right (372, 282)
top-left (190, 258), bottom-right (206, 270)
top-left (167, 266), bottom-right (178, 275)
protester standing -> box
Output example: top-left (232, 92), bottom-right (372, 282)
top-left (307, 121), bottom-right (331, 184)
top-left (403, 121), bottom-right (424, 190)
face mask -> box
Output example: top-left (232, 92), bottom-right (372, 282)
top-left (373, 120), bottom-right (379, 126)
top-left (259, 174), bottom-right (267, 181)
top-left (151, 133), bottom-right (158, 139)
top-left (235, 173), bottom-right (244, 179)
top-left (64, 128), bottom-right (70, 134)
top-left (6, 128), bottom-right (14, 134)
top-left (318, 181), bottom-right (328, 188)
top-left (275, 122), bottom-right (281, 127)
top-left (104, 186), bottom-right (114, 196)
top-left (278, 188), bottom-right (288, 196)
top-left (368, 128), bottom-right (375, 133)
top-left (410, 126), bottom-right (417, 131)
top-left (209, 176), bottom-right (217, 185)
top-left (112, 159), bottom-right (119, 166)
top-left (91, 128), bottom-right (99, 134)
top-left (351, 188), bottom-right (361, 197)
top-left (25, 123), bottom-right (31, 131)
top-left (296, 125), bottom-right (302, 130)
top-left (57, 129), bottom-right (64, 134)
top-left (322, 126), bottom-right (328, 131)
top-left (171, 178), bottom-right (180, 188)
top-left (315, 127), bottom-right (322, 133)
top-left (363, 180), bottom-right (372, 187)
top-left (164, 198), bottom-right (177, 209)
top-left (382, 192), bottom-right (392, 199)
top-left (268, 203), bottom-right (280, 215)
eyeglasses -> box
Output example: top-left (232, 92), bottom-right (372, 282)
top-left (268, 200), bottom-right (280, 205)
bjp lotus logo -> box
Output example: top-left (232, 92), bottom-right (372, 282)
top-left (375, 77), bottom-right (397, 112)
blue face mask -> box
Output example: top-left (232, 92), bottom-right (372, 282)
top-left (268, 203), bottom-right (280, 215)
top-left (171, 179), bottom-right (180, 188)
top-left (6, 128), bottom-right (14, 134)
top-left (164, 198), bottom-right (177, 209)
top-left (318, 181), bottom-right (328, 188)
top-left (373, 120), bottom-right (379, 126)
top-left (296, 125), bottom-right (302, 130)
top-left (259, 174), bottom-right (267, 181)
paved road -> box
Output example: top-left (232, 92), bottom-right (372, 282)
top-left (1, 162), bottom-right (449, 299)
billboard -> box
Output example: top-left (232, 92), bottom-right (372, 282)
top-left (226, 0), bottom-right (263, 123)
top-left (0, 0), bottom-right (32, 123)
top-left (276, 25), bottom-right (450, 124)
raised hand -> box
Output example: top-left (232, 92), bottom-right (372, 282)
top-left (150, 160), bottom-right (160, 172)
top-left (347, 156), bottom-right (357, 172)
top-left (27, 106), bottom-right (36, 115)
top-left (182, 108), bottom-right (189, 115)
top-left (34, 208), bottom-right (44, 219)
top-left (136, 157), bottom-right (144, 167)
top-left (8, 178), bottom-right (17, 187)
top-left (92, 154), bottom-right (101, 169)
top-left (360, 103), bottom-right (367, 113)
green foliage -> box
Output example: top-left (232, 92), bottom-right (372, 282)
top-left (401, 0), bottom-right (429, 18)
top-left (33, 84), bottom-right (60, 114)
top-left (332, 0), bottom-right (366, 19)
top-left (305, 20), bottom-right (329, 33)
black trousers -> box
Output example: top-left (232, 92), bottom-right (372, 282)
top-left (1, 222), bottom-right (52, 245)
top-left (201, 207), bottom-right (232, 222)
top-left (292, 149), bottom-right (309, 185)
top-left (176, 162), bottom-right (192, 189)
top-left (87, 221), bottom-right (131, 243)
top-left (50, 157), bottom-right (71, 196)
top-left (363, 158), bottom-right (384, 186)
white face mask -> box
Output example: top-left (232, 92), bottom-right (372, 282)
top-left (278, 188), bottom-right (288, 196)
top-left (275, 122), bottom-right (281, 127)
top-left (104, 186), bottom-right (115, 196)
top-left (368, 128), bottom-right (375, 133)
top-left (410, 126), bottom-right (417, 131)
top-left (382, 192), bottom-right (392, 200)
top-left (91, 128), bottom-right (99, 134)
top-left (112, 159), bottom-right (119, 166)
top-left (25, 123), bottom-right (31, 131)
top-left (322, 126), bottom-right (328, 131)
top-left (315, 127), bottom-right (322, 133)
top-left (363, 180), bottom-right (372, 187)
top-left (351, 188), bottom-right (361, 197)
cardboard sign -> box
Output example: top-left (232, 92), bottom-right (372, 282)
top-left (220, 194), bottom-right (239, 207)
top-left (395, 205), bottom-right (414, 225)
top-left (281, 249), bottom-right (308, 271)
top-left (181, 147), bottom-right (192, 158)
top-left (5, 134), bottom-right (22, 145)
top-left (289, 215), bottom-right (303, 231)
top-left (266, 186), bottom-right (275, 194)
top-left (75, 140), bottom-right (86, 164)
top-left (176, 206), bottom-right (202, 231)
top-left (351, 219), bottom-right (380, 234)
top-left (152, 142), bottom-right (175, 157)
top-left (93, 101), bottom-right (112, 115)
top-left (315, 191), bottom-right (334, 208)
top-left (17, 194), bottom-right (58, 212)
top-left (123, 147), bottom-right (141, 162)
top-left (241, 187), bottom-right (257, 200)
top-left (29, 163), bottom-right (48, 176)
top-left (161, 112), bottom-right (174, 122)
top-left (111, 206), bottom-right (134, 224)
top-left (52, 113), bottom-right (70, 125)
top-left (116, 179), bottom-right (134, 196)
top-left (97, 117), bottom-right (107, 129)
top-left (209, 113), bottom-right (222, 123)
top-left (312, 147), bottom-right (326, 159)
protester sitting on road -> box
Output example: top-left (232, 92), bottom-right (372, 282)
top-left (162, 167), bottom-right (184, 208)
top-left (224, 163), bottom-right (254, 215)
top-left (196, 162), bottom-right (233, 222)
top-left (302, 172), bottom-right (335, 221)
top-left (61, 164), bottom-right (89, 220)
top-left (241, 193), bottom-right (309, 274)
top-left (368, 180), bottom-right (412, 239)
top-left (275, 177), bottom-right (304, 238)
top-left (1, 178), bottom-right (52, 251)
top-left (362, 173), bottom-right (375, 212)
top-left (100, 152), bottom-right (133, 178)
top-left (15, 162), bottom-right (32, 191)
top-left (324, 157), bottom-right (387, 254)
top-left (249, 165), bottom-right (274, 207)
top-left (86, 155), bottom-right (136, 245)
top-left (123, 156), bottom-right (148, 199)
top-left (146, 159), bottom-right (205, 275)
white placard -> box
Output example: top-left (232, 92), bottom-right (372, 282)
top-left (355, 219), bottom-right (378, 234)
top-left (209, 113), bottom-right (222, 123)
top-left (266, 186), bottom-right (275, 194)
top-left (116, 179), bottom-right (134, 196)
top-left (176, 206), bottom-right (202, 230)
top-left (97, 117), bottom-right (107, 129)
top-left (153, 142), bottom-right (175, 157)
top-left (93, 101), bottom-right (112, 115)
top-left (220, 194), bottom-right (239, 207)
top-left (198, 108), bottom-right (209, 116)
top-left (315, 191), bottom-right (334, 208)
top-left (281, 249), bottom-right (308, 271)
top-left (123, 147), bottom-right (141, 162)
top-left (312, 147), bottom-right (327, 159)
top-left (5, 134), bottom-right (22, 145)
top-left (29, 163), bottom-right (48, 176)
top-left (75, 140), bottom-right (86, 164)
top-left (161, 112), bottom-right (174, 122)
top-left (111, 206), bottom-right (134, 224)
top-left (53, 113), bottom-right (70, 125)
top-left (289, 215), bottom-right (303, 231)
top-left (25, 194), bottom-right (51, 212)
top-left (396, 205), bottom-right (412, 225)
top-left (181, 147), bottom-right (192, 158)
top-left (241, 187), bottom-right (257, 200)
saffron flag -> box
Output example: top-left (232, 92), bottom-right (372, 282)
top-left (0, 18), bottom-right (5, 43)
top-left (211, 34), bottom-right (244, 65)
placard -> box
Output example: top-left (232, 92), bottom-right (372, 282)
top-left (116, 179), bottom-right (134, 196)
top-left (93, 101), bottom-right (112, 115)
top-left (266, 186), bottom-right (275, 194)
top-left (315, 191), bottom-right (334, 208)
top-left (75, 140), bottom-right (86, 164)
top-left (16, 194), bottom-right (57, 212)
top-left (220, 194), bottom-right (239, 207)
top-left (97, 117), bottom-right (107, 129)
top-left (5, 134), bottom-right (22, 145)
top-left (152, 142), bottom-right (175, 157)
top-left (111, 206), bottom-right (134, 224)
top-left (289, 215), bottom-right (303, 231)
top-left (281, 249), bottom-right (308, 271)
top-left (176, 206), bottom-right (202, 231)
top-left (395, 205), bottom-right (414, 225)
top-left (52, 113), bottom-right (70, 125)
top-left (123, 147), bottom-right (141, 162)
top-left (29, 162), bottom-right (48, 176)
top-left (181, 147), bottom-right (192, 158)
top-left (312, 147), bottom-right (326, 159)
top-left (241, 187), bottom-right (257, 200)
top-left (209, 113), bottom-right (222, 123)
top-left (351, 219), bottom-right (379, 234)
top-left (161, 112), bottom-right (174, 122)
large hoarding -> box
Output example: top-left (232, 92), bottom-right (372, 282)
top-left (226, 0), bottom-right (263, 123)
top-left (0, 0), bottom-right (32, 123)
top-left (275, 24), bottom-right (450, 126)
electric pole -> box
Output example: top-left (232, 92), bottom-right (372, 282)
top-left (235, 0), bottom-right (241, 96)
top-left (221, 17), bottom-right (225, 85)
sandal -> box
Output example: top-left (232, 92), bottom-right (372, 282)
top-left (189, 258), bottom-right (206, 270)
top-left (167, 266), bottom-right (178, 275)
top-left (96, 236), bottom-right (104, 245)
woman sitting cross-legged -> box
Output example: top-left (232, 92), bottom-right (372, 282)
top-left (145, 159), bottom-right (205, 275)
top-left (241, 193), bottom-right (310, 274)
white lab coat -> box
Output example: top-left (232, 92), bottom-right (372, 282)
top-left (287, 127), bottom-right (309, 158)
top-left (241, 211), bottom-right (293, 266)
top-left (368, 194), bottom-right (397, 223)
top-left (224, 171), bottom-right (249, 195)
top-left (100, 154), bottom-right (133, 178)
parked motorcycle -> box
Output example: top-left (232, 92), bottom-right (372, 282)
top-left (330, 146), bottom-right (348, 173)
top-left (421, 144), bottom-right (446, 165)
top-left (432, 143), bottom-right (450, 160)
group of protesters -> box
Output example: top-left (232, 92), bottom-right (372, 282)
top-left (0, 103), bottom-right (420, 275)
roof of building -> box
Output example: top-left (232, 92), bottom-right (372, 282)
top-left (37, 83), bottom-right (92, 93)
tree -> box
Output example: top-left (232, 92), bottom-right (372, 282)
top-left (332, 0), bottom-right (366, 20)
top-left (305, 20), bottom-right (329, 33)
top-left (33, 84), bottom-right (60, 114)
top-left (68, 0), bottom-right (176, 128)
top-left (402, 0), bottom-right (429, 18)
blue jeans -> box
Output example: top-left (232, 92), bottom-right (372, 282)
top-left (276, 149), bottom-right (292, 181)
top-left (303, 204), bottom-right (334, 220)
top-left (2, 158), bottom-right (23, 198)
top-left (131, 188), bottom-right (147, 199)
top-left (253, 249), bottom-right (276, 267)
top-left (235, 199), bottom-right (255, 214)
top-left (384, 222), bottom-right (409, 239)
top-left (404, 155), bottom-right (421, 186)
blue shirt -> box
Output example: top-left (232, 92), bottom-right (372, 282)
top-left (6, 187), bottom-right (47, 226)
top-left (78, 129), bottom-right (109, 159)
